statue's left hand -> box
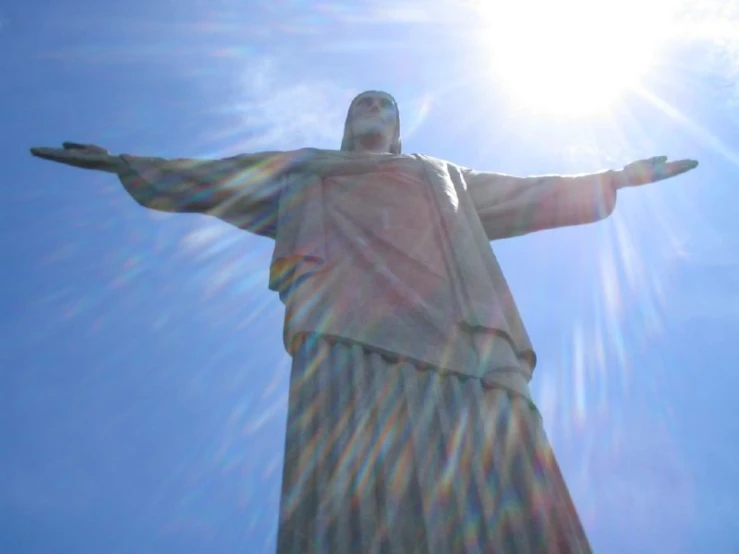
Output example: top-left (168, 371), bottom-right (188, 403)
top-left (614, 156), bottom-right (698, 189)
top-left (30, 142), bottom-right (122, 173)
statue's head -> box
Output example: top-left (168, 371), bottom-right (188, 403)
top-left (341, 90), bottom-right (402, 154)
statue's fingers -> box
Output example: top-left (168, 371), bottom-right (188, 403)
top-left (30, 146), bottom-right (100, 169)
top-left (30, 147), bottom-right (67, 161)
top-left (666, 159), bottom-right (698, 175)
top-left (32, 145), bottom-right (92, 161)
top-left (654, 159), bottom-right (698, 181)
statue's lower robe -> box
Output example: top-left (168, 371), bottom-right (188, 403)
top-left (277, 335), bottom-right (592, 554)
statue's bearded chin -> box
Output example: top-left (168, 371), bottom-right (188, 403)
top-left (348, 117), bottom-right (396, 152)
top-left (351, 117), bottom-right (392, 139)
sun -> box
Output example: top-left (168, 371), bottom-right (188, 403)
top-left (474, 0), bottom-right (674, 117)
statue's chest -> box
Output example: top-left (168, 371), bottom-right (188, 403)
top-left (323, 158), bottom-right (447, 278)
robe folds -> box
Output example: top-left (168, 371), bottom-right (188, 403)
top-left (277, 335), bottom-right (594, 554)
top-left (116, 147), bottom-right (617, 394)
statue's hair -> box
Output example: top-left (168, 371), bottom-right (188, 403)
top-left (340, 90), bottom-right (402, 154)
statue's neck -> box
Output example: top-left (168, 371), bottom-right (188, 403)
top-left (300, 148), bottom-right (407, 177)
top-left (353, 132), bottom-right (393, 154)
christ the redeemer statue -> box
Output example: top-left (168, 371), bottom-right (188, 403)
top-left (32, 90), bottom-right (697, 553)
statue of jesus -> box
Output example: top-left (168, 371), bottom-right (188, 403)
top-left (32, 90), bottom-right (697, 553)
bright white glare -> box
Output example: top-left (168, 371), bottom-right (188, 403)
top-left (473, 0), bottom-right (675, 116)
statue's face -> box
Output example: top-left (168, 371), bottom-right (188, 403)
top-left (348, 91), bottom-right (398, 139)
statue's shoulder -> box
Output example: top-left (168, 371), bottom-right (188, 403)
top-left (220, 148), bottom-right (331, 175)
top-left (228, 147), bottom-right (327, 161)
top-left (412, 153), bottom-right (463, 171)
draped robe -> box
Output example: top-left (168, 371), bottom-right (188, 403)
top-left (116, 147), bottom-right (616, 553)
top-left (117, 147), bottom-right (617, 398)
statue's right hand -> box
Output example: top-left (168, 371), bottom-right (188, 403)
top-left (30, 142), bottom-right (122, 173)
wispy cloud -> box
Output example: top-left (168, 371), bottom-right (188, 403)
top-left (672, 1), bottom-right (739, 102)
top-left (222, 55), bottom-right (435, 153)
top-left (311, 1), bottom-right (434, 25)
top-left (222, 58), bottom-right (355, 152)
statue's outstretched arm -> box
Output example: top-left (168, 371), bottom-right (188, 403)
top-left (30, 143), bottom-right (310, 238)
top-left (463, 156), bottom-right (698, 241)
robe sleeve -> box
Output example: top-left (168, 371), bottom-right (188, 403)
top-left (116, 149), bottom-right (312, 239)
top-left (461, 167), bottom-right (618, 241)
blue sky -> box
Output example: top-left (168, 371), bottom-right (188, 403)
top-left (2, 0), bottom-right (738, 552)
